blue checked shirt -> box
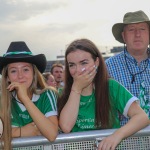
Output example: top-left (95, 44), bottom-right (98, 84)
top-left (105, 49), bottom-right (150, 125)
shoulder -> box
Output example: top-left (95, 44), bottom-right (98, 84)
top-left (108, 78), bottom-right (120, 86)
top-left (108, 78), bottom-right (125, 91)
top-left (108, 78), bottom-right (133, 96)
top-left (108, 79), bottom-right (135, 105)
top-left (40, 89), bottom-right (58, 98)
top-left (105, 52), bottom-right (124, 64)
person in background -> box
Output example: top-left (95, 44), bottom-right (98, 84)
top-left (0, 41), bottom-right (58, 149)
top-left (51, 63), bottom-right (64, 89)
top-left (105, 10), bottom-right (150, 125)
top-left (58, 38), bottom-right (149, 150)
top-left (43, 72), bottom-right (57, 88)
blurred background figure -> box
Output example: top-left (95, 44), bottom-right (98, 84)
top-left (43, 72), bottom-right (57, 88)
top-left (51, 63), bottom-right (64, 89)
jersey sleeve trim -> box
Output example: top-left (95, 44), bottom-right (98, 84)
top-left (123, 96), bottom-right (139, 117)
top-left (45, 111), bottom-right (57, 117)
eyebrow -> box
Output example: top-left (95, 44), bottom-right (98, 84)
top-left (68, 59), bottom-right (89, 64)
top-left (127, 23), bottom-right (148, 28)
top-left (8, 65), bottom-right (32, 69)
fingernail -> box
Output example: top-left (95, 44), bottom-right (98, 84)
top-left (81, 68), bottom-right (85, 71)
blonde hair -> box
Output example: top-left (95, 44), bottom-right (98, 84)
top-left (0, 64), bottom-right (57, 149)
top-left (0, 65), bottom-right (11, 150)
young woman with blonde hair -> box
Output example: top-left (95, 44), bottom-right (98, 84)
top-left (0, 41), bottom-right (58, 149)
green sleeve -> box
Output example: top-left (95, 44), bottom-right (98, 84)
top-left (108, 79), bottom-right (137, 117)
top-left (40, 90), bottom-right (58, 116)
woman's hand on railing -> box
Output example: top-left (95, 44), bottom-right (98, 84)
top-left (20, 122), bottom-right (41, 137)
top-left (97, 134), bottom-right (121, 150)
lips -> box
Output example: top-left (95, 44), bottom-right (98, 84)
top-left (19, 81), bottom-right (26, 83)
top-left (134, 40), bottom-right (141, 42)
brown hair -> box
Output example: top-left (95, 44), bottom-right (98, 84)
top-left (43, 72), bottom-right (51, 81)
top-left (58, 39), bottom-right (113, 129)
top-left (51, 63), bottom-right (63, 74)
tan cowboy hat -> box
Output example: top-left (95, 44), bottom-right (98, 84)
top-left (112, 10), bottom-right (150, 43)
top-left (0, 41), bottom-right (47, 74)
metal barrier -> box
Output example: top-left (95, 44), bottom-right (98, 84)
top-left (12, 125), bottom-right (150, 150)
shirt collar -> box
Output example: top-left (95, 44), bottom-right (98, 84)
top-left (12, 91), bottom-right (40, 102)
top-left (124, 49), bottom-right (150, 64)
top-left (12, 91), bottom-right (40, 111)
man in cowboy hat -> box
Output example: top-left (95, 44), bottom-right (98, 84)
top-left (106, 10), bottom-right (150, 125)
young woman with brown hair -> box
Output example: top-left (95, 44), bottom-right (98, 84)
top-left (58, 38), bottom-right (149, 150)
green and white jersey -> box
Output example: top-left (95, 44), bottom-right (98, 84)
top-left (11, 89), bottom-right (57, 127)
top-left (72, 79), bottom-right (138, 132)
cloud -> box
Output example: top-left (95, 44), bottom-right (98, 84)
top-left (0, 0), bottom-right (150, 60)
top-left (0, 0), bottom-right (68, 22)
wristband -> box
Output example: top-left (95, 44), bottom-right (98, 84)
top-left (19, 127), bottom-right (21, 137)
top-left (71, 89), bottom-right (81, 95)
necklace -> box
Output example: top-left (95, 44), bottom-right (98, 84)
top-left (124, 51), bottom-right (149, 84)
top-left (80, 91), bottom-right (94, 106)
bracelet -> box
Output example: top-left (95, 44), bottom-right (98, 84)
top-left (71, 89), bottom-right (81, 95)
top-left (19, 127), bottom-right (21, 137)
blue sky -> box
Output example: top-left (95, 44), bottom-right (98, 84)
top-left (0, 0), bottom-right (149, 60)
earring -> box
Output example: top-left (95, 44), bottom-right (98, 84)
top-left (148, 45), bottom-right (150, 57)
top-left (95, 65), bottom-right (98, 72)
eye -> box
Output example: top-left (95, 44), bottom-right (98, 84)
top-left (10, 69), bottom-right (17, 73)
top-left (81, 61), bottom-right (88, 65)
top-left (128, 28), bottom-right (135, 32)
top-left (23, 67), bottom-right (30, 72)
top-left (68, 63), bottom-right (75, 68)
top-left (140, 27), bottom-right (146, 31)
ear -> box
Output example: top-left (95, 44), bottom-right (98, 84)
top-left (95, 57), bottom-right (99, 67)
top-left (121, 31), bottom-right (126, 43)
top-left (7, 77), bottom-right (11, 84)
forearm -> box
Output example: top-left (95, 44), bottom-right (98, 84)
top-left (12, 127), bottom-right (21, 138)
top-left (113, 113), bottom-right (149, 140)
top-left (59, 90), bottom-right (81, 133)
top-left (23, 99), bottom-right (58, 141)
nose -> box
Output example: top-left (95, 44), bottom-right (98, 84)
top-left (18, 70), bottom-right (23, 78)
top-left (135, 28), bottom-right (141, 36)
top-left (76, 65), bottom-right (84, 74)
top-left (58, 73), bottom-right (61, 75)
